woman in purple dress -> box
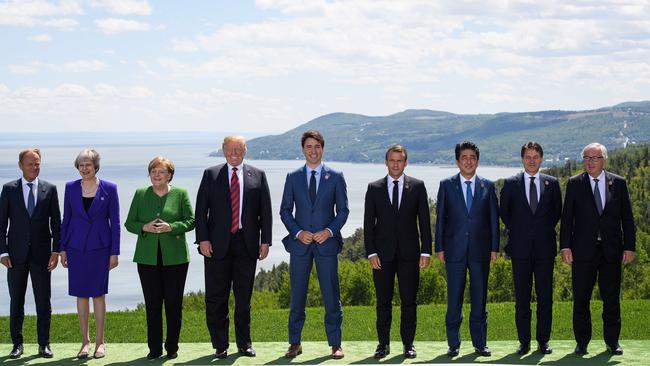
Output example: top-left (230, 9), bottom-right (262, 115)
top-left (59, 149), bottom-right (120, 359)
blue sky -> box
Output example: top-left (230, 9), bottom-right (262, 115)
top-left (2, 0), bottom-right (650, 133)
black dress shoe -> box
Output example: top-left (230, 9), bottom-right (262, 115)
top-left (39, 344), bottom-right (54, 358)
top-left (215, 349), bottom-right (228, 359)
top-left (403, 344), bottom-right (417, 358)
top-left (238, 346), bottom-right (256, 357)
top-left (517, 343), bottom-right (530, 355)
top-left (9, 344), bottom-right (23, 359)
top-left (447, 346), bottom-right (460, 357)
top-left (574, 344), bottom-right (588, 355)
top-left (474, 346), bottom-right (491, 357)
top-left (373, 344), bottom-right (390, 359)
top-left (166, 352), bottom-right (178, 359)
top-left (606, 344), bottom-right (623, 355)
top-left (538, 342), bottom-right (553, 354)
top-left (147, 351), bottom-right (162, 359)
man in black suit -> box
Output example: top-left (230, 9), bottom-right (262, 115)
top-left (364, 145), bottom-right (432, 359)
top-left (499, 142), bottom-right (562, 355)
top-left (195, 136), bottom-right (272, 359)
top-left (560, 142), bottom-right (636, 356)
top-left (0, 148), bottom-right (61, 359)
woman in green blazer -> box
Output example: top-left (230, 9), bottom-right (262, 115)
top-left (125, 156), bottom-right (194, 360)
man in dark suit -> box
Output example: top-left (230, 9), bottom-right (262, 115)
top-left (560, 142), bottom-right (636, 356)
top-left (195, 135), bottom-right (272, 359)
top-left (364, 144), bottom-right (432, 359)
top-left (280, 130), bottom-right (349, 359)
top-left (0, 148), bottom-right (61, 359)
top-left (435, 141), bottom-right (499, 357)
top-left (499, 142), bottom-right (562, 355)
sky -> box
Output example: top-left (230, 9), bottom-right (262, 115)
top-left (1, 0), bottom-right (650, 133)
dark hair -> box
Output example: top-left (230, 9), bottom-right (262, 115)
top-left (520, 141), bottom-right (544, 158)
top-left (19, 148), bottom-right (41, 162)
top-left (385, 144), bottom-right (408, 161)
top-left (301, 130), bottom-right (325, 148)
top-left (454, 141), bottom-right (479, 161)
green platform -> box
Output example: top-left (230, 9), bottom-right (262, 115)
top-left (1, 341), bottom-right (648, 365)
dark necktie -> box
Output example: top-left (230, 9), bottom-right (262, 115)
top-left (230, 168), bottom-right (240, 233)
top-left (465, 181), bottom-right (473, 211)
top-left (27, 182), bottom-right (35, 217)
top-left (392, 180), bottom-right (399, 211)
top-left (309, 170), bottom-right (317, 203)
top-left (593, 178), bottom-right (603, 215)
top-left (529, 176), bottom-right (538, 214)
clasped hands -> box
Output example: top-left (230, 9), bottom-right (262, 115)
top-left (143, 218), bottom-right (171, 234)
top-left (297, 230), bottom-right (330, 245)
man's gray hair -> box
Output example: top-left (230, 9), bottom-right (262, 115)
top-left (582, 142), bottom-right (608, 159)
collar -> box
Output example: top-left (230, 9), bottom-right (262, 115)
top-left (525, 171), bottom-right (540, 180)
top-left (461, 174), bottom-right (476, 185)
top-left (589, 170), bottom-right (605, 182)
top-left (228, 163), bottom-right (243, 172)
top-left (306, 164), bottom-right (323, 175)
top-left (387, 174), bottom-right (404, 185)
top-left (21, 177), bottom-right (39, 187)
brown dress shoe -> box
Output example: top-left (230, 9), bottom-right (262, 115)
top-left (331, 346), bottom-right (344, 359)
top-left (285, 344), bottom-right (302, 358)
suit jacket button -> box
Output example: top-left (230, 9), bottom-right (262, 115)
top-left (176, 236), bottom-right (180, 239)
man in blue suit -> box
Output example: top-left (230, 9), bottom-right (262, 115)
top-left (280, 130), bottom-right (349, 359)
top-left (435, 141), bottom-right (499, 357)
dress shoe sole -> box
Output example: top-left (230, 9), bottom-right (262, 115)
top-left (285, 350), bottom-right (302, 358)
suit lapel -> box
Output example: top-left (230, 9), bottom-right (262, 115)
top-left (604, 171), bottom-right (614, 213)
top-left (400, 175), bottom-right (410, 213)
top-left (469, 176), bottom-right (483, 216)
top-left (313, 165), bottom-right (329, 207)
top-left (535, 174), bottom-right (547, 214)
top-left (33, 180), bottom-right (47, 216)
top-left (14, 179), bottom-right (29, 218)
top-left (242, 164), bottom-right (254, 217)
top-left (451, 174), bottom-right (467, 214)
top-left (582, 172), bottom-right (600, 215)
top-left (517, 172), bottom-right (529, 210)
top-left (87, 180), bottom-right (107, 217)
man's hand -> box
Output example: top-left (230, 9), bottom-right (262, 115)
top-left (623, 250), bottom-right (636, 265)
top-left (47, 253), bottom-right (58, 271)
top-left (369, 255), bottom-right (381, 270)
top-left (1, 256), bottom-right (12, 269)
top-left (109, 255), bottom-right (118, 270)
top-left (490, 251), bottom-right (498, 263)
top-left (297, 231), bottom-right (314, 245)
top-left (313, 229), bottom-right (331, 244)
top-left (419, 255), bottom-right (430, 269)
top-left (259, 243), bottom-right (270, 260)
top-left (436, 251), bottom-right (445, 264)
top-left (60, 251), bottom-right (68, 268)
top-left (199, 240), bottom-right (213, 258)
top-left (561, 248), bottom-right (573, 265)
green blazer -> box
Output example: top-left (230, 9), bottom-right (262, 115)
top-left (125, 186), bottom-right (194, 266)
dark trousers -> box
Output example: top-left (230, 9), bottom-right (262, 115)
top-left (572, 245), bottom-right (622, 347)
top-left (445, 259), bottom-right (489, 348)
top-left (373, 258), bottom-right (419, 346)
top-left (204, 232), bottom-right (257, 350)
top-left (511, 257), bottom-right (554, 345)
top-left (137, 246), bottom-right (189, 355)
top-left (7, 255), bottom-right (51, 346)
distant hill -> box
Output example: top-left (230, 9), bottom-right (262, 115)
top-left (243, 101), bottom-right (650, 166)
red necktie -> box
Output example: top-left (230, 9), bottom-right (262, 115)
top-left (230, 167), bottom-right (240, 233)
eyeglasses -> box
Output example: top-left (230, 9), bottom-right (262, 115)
top-left (582, 156), bottom-right (604, 162)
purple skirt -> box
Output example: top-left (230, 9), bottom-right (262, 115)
top-left (67, 247), bottom-right (110, 298)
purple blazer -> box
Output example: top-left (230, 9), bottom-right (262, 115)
top-left (60, 179), bottom-right (120, 255)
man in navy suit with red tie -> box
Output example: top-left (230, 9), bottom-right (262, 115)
top-left (560, 142), bottom-right (636, 356)
top-left (0, 149), bottom-right (61, 359)
top-left (499, 142), bottom-right (562, 355)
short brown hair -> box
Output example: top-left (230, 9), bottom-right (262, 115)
top-left (148, 156), bottom-right (175, 182)
top-left (385, 144), bottom-right (408, 161)
top-left (301, 130), bottom-right (325, 148)
top-left (520, 141), bottom-right (544, 158)
top-left (19, 148), bottom-right (41, 162)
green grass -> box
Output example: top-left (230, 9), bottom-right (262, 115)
top-left (2, 300), bottom-right (650, 343)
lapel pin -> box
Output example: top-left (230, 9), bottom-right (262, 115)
top-left (404, 182), bottom-right (409, 190)
top-left (480, 182), bottom-right (485, 188)
top-left (101, 196), bottom-right (105, 200)
top-left (247, 171), bottom-right (252, 177)
top-left (608, 180), bottom-right (613, 186)
top-left (325, 173), bottom-right (330, 180)
top-left (545, 180), bottom-right (549, 186)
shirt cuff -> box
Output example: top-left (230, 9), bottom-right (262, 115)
top-left (420, 253), bottom-right (431, 257)
top-left (560, 248), bottom-right (571, 252)
top-left (295, 230), bottom-right (303, 239)
top-left (326, 228), bottom-right (333, 237)
top-left (368, 253), bottom-right (377, 258)
top-left (0, 253), bottom-right (8, 258)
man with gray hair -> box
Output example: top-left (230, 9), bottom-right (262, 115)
top-left (0, 149), bottom-right (61, 359)
top-left (560, 142), bottom-right (636, 356)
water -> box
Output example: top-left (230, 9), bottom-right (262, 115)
top-left (0, 134), bottom-right (520, 314)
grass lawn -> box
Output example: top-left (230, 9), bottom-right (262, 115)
top-left (1, 300), bottom-right (649, 343)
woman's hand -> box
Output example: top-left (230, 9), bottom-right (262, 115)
top-left (153, 220), bottom-right (172, 233)
top-left (60, 251), bottom-right (68, 268)
top-left (109, 255), bottom-right (119, 270)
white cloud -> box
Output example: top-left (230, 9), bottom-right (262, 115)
top-left (27, 33), bottom-right (52, 42)
top-left (60, 59), bottom-right (107, 72)
top-left (95, 17), bottom-right (151, 34)
top-left (0, 0), bottom-right (82, 28)
top-left (8, 64), bottom-right (39, 75)
top-left (90, 0), bottom-right (151, 15)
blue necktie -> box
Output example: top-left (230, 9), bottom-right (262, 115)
top-left (27, 182), bottom-right (35, 217)
top-left (309, 170), bottom-right (317, 203)
top-left (465, 181), bottom-right (473, 211)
